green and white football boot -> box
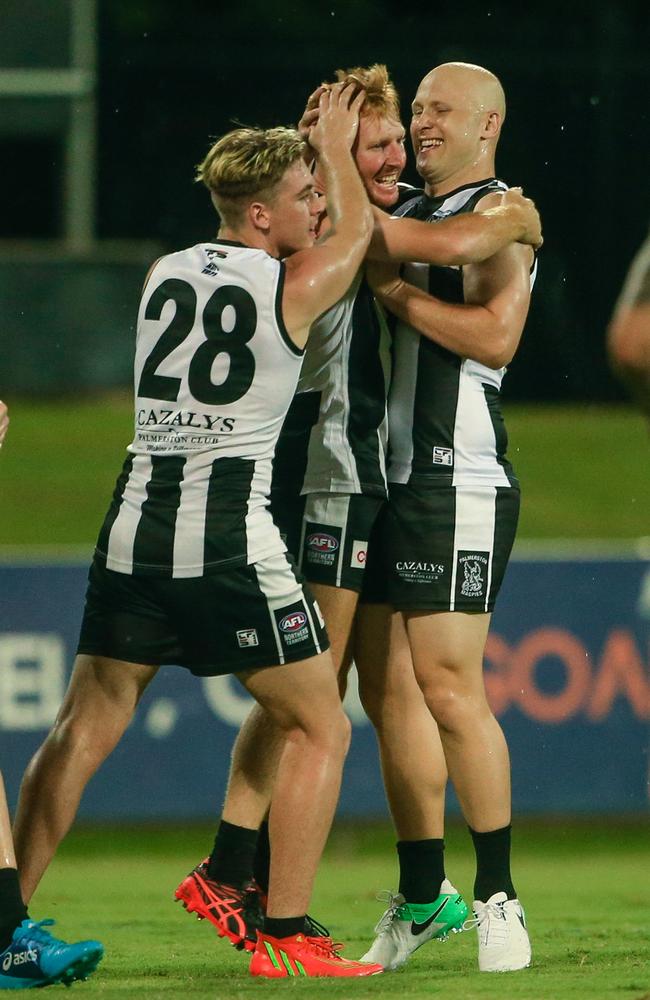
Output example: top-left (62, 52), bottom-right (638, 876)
top-left (359, 879), bottom-right (468, 971)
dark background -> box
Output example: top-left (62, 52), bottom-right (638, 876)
top-left (4, 0), bottom-right (650, 401)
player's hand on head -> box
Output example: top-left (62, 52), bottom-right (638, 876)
top-left (0, 400), bottom-right (9, 447)
top-left (298, 86), bottom-right (326, 141)
top-left (308, 81), bottom-right (365, 156)
top-left (503, 187), bottom-right (543, 250)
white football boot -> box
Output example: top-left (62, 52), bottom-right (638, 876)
top-left (359, 879), bottom-right (468, 971)
top-left (469, 891), bottom-right (531, 972)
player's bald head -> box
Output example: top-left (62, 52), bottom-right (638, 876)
top-left (419, 62), bottom-right (506, 121)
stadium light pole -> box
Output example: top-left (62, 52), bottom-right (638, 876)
top-left (64, 0), bottom-right (98, 254)
top-left (0, 0), bottom-right (97, 254)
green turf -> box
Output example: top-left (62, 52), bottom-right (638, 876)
top-left (29, 821), bottom-right (649, 999)
top-left (0, 398), bottom-right (649, 546)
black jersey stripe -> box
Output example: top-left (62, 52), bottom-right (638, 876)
top-left (203, 456), bottom-right (256, 568)
top-left (96, 453), bottom-right (134, 556)
top-left (271, 390), bottom-right (321, 494)
top-left (482, 383), bottom-right (517, 483)
top-left (411, 337), bottom-right (461, 482)
top-left (346, 278), bottom-right (387, 493)
top-left (132, 455), bottom-right (186, 575)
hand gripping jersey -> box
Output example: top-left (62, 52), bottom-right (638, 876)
top-left (272, 270), bottom-right (391, 498)
top-left (95, 241), bottom-right (304, 578)
top-left (388, 179), bottom-right (537, 488)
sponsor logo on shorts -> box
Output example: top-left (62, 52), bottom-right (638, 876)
top-left (457, 551), bottom-right (490, 599)
top-left (236, 628), bottom-right (259, 648)
top-left (279, 611), bottom-right (308, 633)
top-left (304, 523), bottom-right (342, 569)
top-left (395, 560), bottom-right (445, 584)
top-left (274, 604), bottom-right (311, 648)
top-left (432, 446), bottom-right (453, 466)
top-left (351, 539), bottom-right (367, 569)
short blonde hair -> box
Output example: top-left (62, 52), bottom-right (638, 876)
top-left (196, 126), bottom-right (306, 226)
top-left (334, 63), bottom-right (400, 121)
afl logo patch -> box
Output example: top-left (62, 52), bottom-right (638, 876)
top-left (307, 532), bottom-right (339, 553)
top-left (279, 611), bottom-right (308, 633)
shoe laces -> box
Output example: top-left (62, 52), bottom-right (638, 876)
top-left (373, 890), bottom-right (406, 934)
top-left (18, 919), bottom-right (60, 946)
top-left (304, 914), bottom-right (330, 938)
top-left (463, 899), bottom-right (508, 945)
top-left (303, 935), bottom-right (344, 959)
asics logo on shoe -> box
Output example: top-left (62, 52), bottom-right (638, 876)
top-left (3, 947), bottom-right (38, 969)
top-left (410, 899), bottom-right (448, 936)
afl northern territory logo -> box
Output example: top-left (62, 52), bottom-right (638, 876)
top-left (279, 611), bottom-right (308, 633)
top-left (307, 532), bottom-right (339, 553)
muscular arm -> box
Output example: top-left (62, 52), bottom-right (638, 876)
top-left (607, 233), bottom-right (650, 418)
top-left (370, 189), bottom-right (533, 368)
top-left (371, 242), bottom-right (532, 368)
top-left (282, 88), bottom-right (373, 347)
top-left (368, 188), bottom-right (541, 267)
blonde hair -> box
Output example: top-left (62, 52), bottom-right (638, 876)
top-left (196, 126), bottom-right (306, 226)
top-left (333, 63), bottom-right (400, 121)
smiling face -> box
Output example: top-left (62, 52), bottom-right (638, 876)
top-left (410, 63), bottom-right (504, 194)
top-left (354, 112), bottom-right (407, 209)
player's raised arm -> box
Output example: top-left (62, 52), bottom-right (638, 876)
top-left (368, 187), bottom-right (542, 266)
top-left (282, 84), bottom-right (374, 346)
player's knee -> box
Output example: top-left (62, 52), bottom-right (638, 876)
top-left (417, 673), bottom-right (478, 732)
top-left (289, 702), bottom-right (350, 758)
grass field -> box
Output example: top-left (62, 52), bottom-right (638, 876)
top-left (31, 820), bottom-right (649, 999)
top-left (0, 397), bottom-right (649, 547)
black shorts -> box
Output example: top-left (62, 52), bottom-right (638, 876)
top-left (270, 491), bottom-right (385, 594)
top-left (363, 483), bottom-right (520, 612)
top-left (77, 552), bottom-right (329, 676)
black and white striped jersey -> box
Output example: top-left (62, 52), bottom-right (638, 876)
top-left (387, 178), bottom-right (537, 488)
top-left (96, 241), bottom-right (304, 578)
top-left (271, 270), bottom-right (391, 498)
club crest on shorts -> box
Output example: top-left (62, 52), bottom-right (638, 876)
top-left (456, 551), bottom-right (490, 600)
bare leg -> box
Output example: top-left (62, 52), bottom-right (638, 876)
top-left (221, 703), bottom-right (284, 829)
top-left (239, 651), bottom-right (350, 918)
top-left (221, 584), bottom-right (359, 830)
top-left (405, 611), bottom-right (510, 831)
top-left (309, 583), bottom-right (358, 689)
top-left (14, 655), bottom-right (157, 902)
top-left (0, 772), bottom-right (16, 870)
top-left (355, 604), bottom-right (447, 840)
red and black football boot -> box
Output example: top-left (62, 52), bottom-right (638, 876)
top-left (175, 859), bottom-right (264, 952)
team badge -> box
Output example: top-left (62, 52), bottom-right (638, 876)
top-left (456, 551), bottom-right (490, 600)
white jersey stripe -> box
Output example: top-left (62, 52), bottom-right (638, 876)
top-left (452, 366), bottom-right (511, 487)
top-left (105, 454), bottom-right (152, 572)
top-left (172, 453), bottom-right (210, 578)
